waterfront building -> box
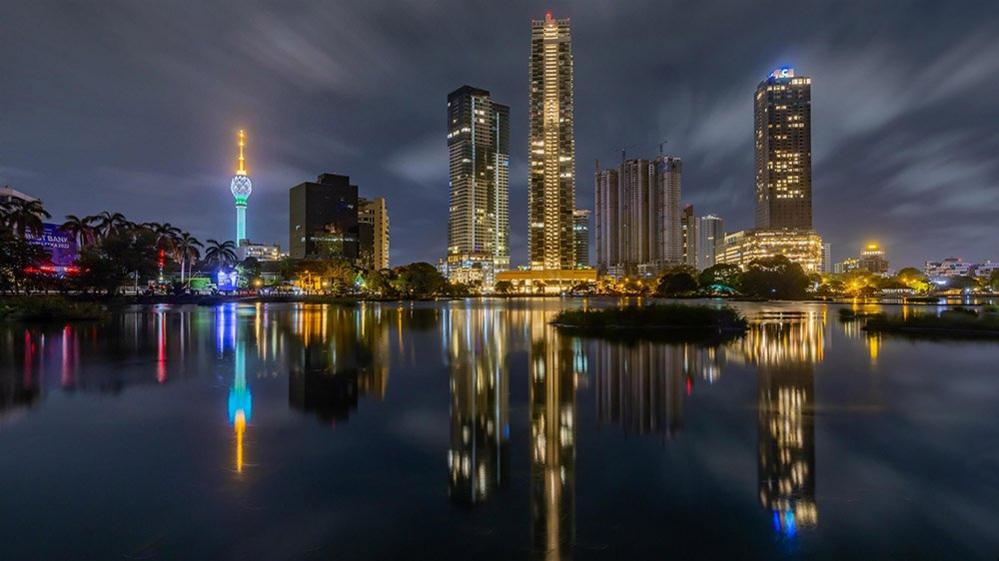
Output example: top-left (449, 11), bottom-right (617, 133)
top-left (446, 85), bottom-right (509, 287)
top-left (528, 12), bottom-right (575, 271)
top-left (593, 155), bottom-right (682, 277)
top-left (681, 204), bottom-right (697, 268)
top-left (717, 229), bottom-right (824, 273)
top-left (755, 68), bottom-right (812, 230)
top-left (237, 242), bottom-right (284, 262)
top-left (494, 268), bottom-right (597, 294)
top-left (696, 215), bottom-right (724, 270)
top-left (924, 257), bottom-right (974, 279)
top-left (230, 130), bottom-right (253, 244)
top-left (858, 243), bottom-right (889, 274)
top-left (359, 196), bottom-right (390, 270)
top-left (572, 209), bottom-right (590, 269)
top-left (289, 173), bottom-right (359, 261)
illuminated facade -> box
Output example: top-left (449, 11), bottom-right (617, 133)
top-left (237, 241), bottom-right (284, 262)
top-left (495, 268), bottom-right (597, 294)
top-left (359, 196), bottom-right (390, 270)
top-left (593, 155), bottom-right (682, 276)
top-left (681, 204), bottom-right (697, 268)
top-left (446, 86), bottom-right (509, 287)
top-left (572, 209), bottom-right (589, 268)
top-left (858, 243), bottom-right (889, 274)
top-left (755, 68), bottom-right (812, 230)
top-left (289, 173), bottom-right (359, 261)
top-left (529, 12), bottom-right (575, 271)
top-left (230, 130), bottom-right (253, 244)
top-left (717, 229), bottom-right (824, 273)
top-left (696, 214), bottom-right (725, 270)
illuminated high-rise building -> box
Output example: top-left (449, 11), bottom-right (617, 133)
top-left (445, 85), bottom-right (509, 287)
top-left (230, 130), bottom-right (253, 244)
top-left (572, 209), bottom-right (589, 269)
top-left (529, 12), bottom-right (575, 271)
top-left (755, 68), bottom-right (812, 230)
top-left (359, 196), bottom-right (390, 270)
top-left (696, 215), bottom-right (725, 270)
top-left (681, 204), bottom-right (697, 268)
top-left (593, 167), bottom-right (619, 275)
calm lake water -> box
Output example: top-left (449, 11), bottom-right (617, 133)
top-left (1, 299), bottom-right (998, 560)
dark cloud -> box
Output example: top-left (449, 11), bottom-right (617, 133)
top-left (1, 0), bottom-right (997, 266)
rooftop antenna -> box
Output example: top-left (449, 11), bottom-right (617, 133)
top-left (658, 139), bottom-right (669, 157)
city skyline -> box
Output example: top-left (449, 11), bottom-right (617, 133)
top-left (2, 2), bottom-right (998, 267)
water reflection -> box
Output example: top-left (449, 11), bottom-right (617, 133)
top-left (228, 340), bottom-right (252, 473)
top-left (444, 304), bottom-right (509, 506)
top-left (529, 308), bottom-right (577, 561)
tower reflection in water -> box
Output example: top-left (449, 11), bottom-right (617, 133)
top-left (528, 307), bottom-right (578, 561)
top-left (228, 340), bottom-right (251, 474)
top-left (444, 303), bottom-right (509, 506)
top-left (735, 311), bottom-right (821, 535)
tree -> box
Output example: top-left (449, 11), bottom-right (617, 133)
top-left (173, 232), bottom-right (202, 283)
top-left (1, 198), bottom-right (50, 237)
top-left (741, 255), bottom-right (809, 299)
top-left (74, 229), bottom-right (158, 295)
top-left (392, 262), bottom-right (446, 298)
top-left (61, 215), bottom-right (97, 247)
top-left (0, 230), bottom-right (51, 293)
top-left (363, 269), bottom-right (395, 297)
top-left (90, 211), bottom-right (128, 238)
top-left (990, 270), bottom-right (999, 292)
top-left (656, 270), bottom-right (698, 296)
top-left (697, 263), bottom-right (742, 292)
top-left (494, 280), bottom-right (513, 295)
top-left (203, 239), bottom-right (238, 271)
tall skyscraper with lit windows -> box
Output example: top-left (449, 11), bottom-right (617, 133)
top-left (754, 68), bottom-right (812, 230)
top-left (529, 12), bottom-right (575, 271)
top-left (230, 130), bottom-right (253, 244)
top-left (445, 85), bottom-right (509, 287)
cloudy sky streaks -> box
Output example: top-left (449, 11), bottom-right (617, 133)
top-left (2, 0), bottom-right (997, 266)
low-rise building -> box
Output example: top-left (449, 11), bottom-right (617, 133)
top-left (238, 241), bottom-right (285, 262)
top-left (924, 258), bottom-right (974, 279)
top-left (495, 268), bottom-right (597, 294)
top-left (717, 229), bottom-right (824, 273)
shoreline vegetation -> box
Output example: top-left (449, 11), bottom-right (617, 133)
top-left (551, 303), bottom-right (748, 342)
top-left (0, 296), bottom-right (108, 322)
top-left (861, 307), bottom-right (999, 339)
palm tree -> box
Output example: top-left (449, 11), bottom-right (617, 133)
top-left (149, 222), bottom-right (181, 253)
top-left (91, 211), bottom-right (128, 238)
top-left (203, 239), bottom-right (238, 270)
top-left (62, 214), bottom-right (97, 247)
top-left (3, 198), bottom-right (50, 237)
top-left (173, 232), bottom-right (202, 283)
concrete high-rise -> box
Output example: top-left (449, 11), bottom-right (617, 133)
top-left (445, 85), bottom-right (510, 287)
top-left (572, 209), bottom-right (589, 269)
top-left (593, 155), bottom-right (682, 276)
top-left (359, 196), bottom-right (390, 270)
top-left (696, 215), bottom-right (724, 270)
top-left (755, 67), bottom-right (812, 230)
top-left (528, 12), bottom-right (575, 271)
top-left (289, 173), bottom-right (359, 261)
top-left (681, 204), bottom-right (697, 268)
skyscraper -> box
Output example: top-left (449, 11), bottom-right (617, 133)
top-left (681, 204), bottom-right (697, 268)
top-left (696, 215), bottom-right (725, 270)
top-left (572, 209), bottom-right (589, 269)
top-left (359, 196), bottom-right (390, 270)
top-left (230, 130), bottom-right (253, 244)
top-left (445, 85), bottom-right (509, 287)
top-left (529, 12), bottom-right (575, 271)
top-left (593, 155), bottom-right (682, 276)
top-left (289, 173), bottom-right (359, 261)
top-left (755, 68), bottom-right (812, 230)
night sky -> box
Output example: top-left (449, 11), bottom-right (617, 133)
top-left (2, 1), bottom-right (997, 268)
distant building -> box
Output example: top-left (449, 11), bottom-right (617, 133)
top-left (445, 85), bottom-right (509, 287)
top-left (0, 185), bottom-right (36, 205)
top-left (755, 67), bottom-right (812, 230)
top-left (696, 215), bottom-right (724, 270)
top-left (834, 258), bottom-right (859, 274)
top-left (238, 242), bottom-right (284, 262)
top-left (858, 243), bottom-right (889, 274)
top-left (359, 196), bottom-right (390, 270)
top-left (572, 209), bottom-right (590, 269)
top-left (717, 229), bottom-right (824, 273)
top-left (822, 243), bottom-right (832, 273)
top-left (975, 261), bottom-right (999, 279)
top-left (229, 130), bottom-right (254, 245)
top-left (529, 12), bottom-right (575, 271)
top-left (593, 155), bottom-right (682, 277)
top-left (924, 258), bottom-right (974, 279)
top-left (681, 204), bottom-right (697, 268)
top-left (289, 173), bottom-right (359, 261)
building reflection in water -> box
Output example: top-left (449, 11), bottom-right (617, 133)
top-left (287, 304), bottom-right (390, 425)
top-left (735, 311), bottom-right (821, 535)
top-left (528, 308), bottom-right (577, 560)
top-left (444, 303), bottom-right (509, 506)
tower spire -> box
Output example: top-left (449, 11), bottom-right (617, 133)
top-left (236, 129), bottom-right (247, 176)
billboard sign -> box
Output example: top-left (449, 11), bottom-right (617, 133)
top-left (25, 223), bottom-right (78, 268)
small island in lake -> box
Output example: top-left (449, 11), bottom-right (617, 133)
top-left (552, 304), bottom-right (748, 339)
top-left (863, 307), bottom-right (999, 339)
